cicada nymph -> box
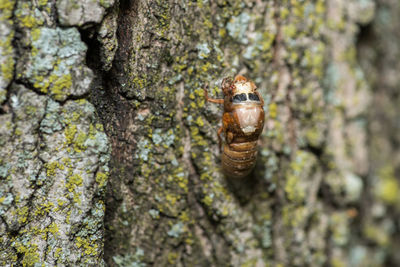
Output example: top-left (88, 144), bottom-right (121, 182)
top-left (204, 75), bottom-right (265, 178)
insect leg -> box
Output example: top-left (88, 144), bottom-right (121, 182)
top-left (226, 132), bottom-right (233, 144)
top-left (203, 84), bottom-right (224, 104)
top-left (217, 126), bottom-right (223, 149)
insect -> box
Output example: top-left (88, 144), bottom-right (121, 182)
top-left (204, 75), bottom-right (265, 178)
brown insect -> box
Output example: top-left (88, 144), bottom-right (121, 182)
top-left (204, 75), bottom-right (265, 178)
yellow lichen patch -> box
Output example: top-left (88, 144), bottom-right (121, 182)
top-left (140, 163), bottom-right (152, 177)
top-left (305, 127), bottom-right (322, 147)
top-left (19, 15), bottom-right (38, 28)
top-left (34, 201), bottom-right (54, 216)
top-left (54, 247), bottom-right (62, 259)
top-left (195, 116), bottom-right (204, 127)
top-left (16, 206), bottom-right (29, 224)
top-left (48, 221), bottom-right (59, 236)
top-left (202, 195), bottom-right (213, 206)
top-left (71, 111), bottom-right (81, 122)
top-left (1, 51), bottom-right (14, 82)
top-left (241, 258), bottom-right (259, 267)
top-left (131, 76), bottom-right (147, 89)
top-left (64, 124), bottom-right (77, 145)
top-left (217, 204), bottom-right (230, 217)
top-left (364, 223), bottom-right (389, 246)
top-left (268, 102), bottom-right (277, 119)
top-left (38, 0), bottom-right (48, 6)
top-left (285, 175), bottom-right (305, 200)
top-left (166, 194), bottom-right (178, 205)
top-left (66, 174), bottom-right (83, 192)
top-left (203, 18), bottom-right (213, 29)
top-left (282, 24), bottom-right (296, 38)
top-left (167, 252), bottom-right (178, 265)
top-left (179, 211), bottom-right (189, 222)
top-left (49, 74), bottom-right (72, 101)
top-left (45, 161), bottom-right (65, 177)
top-left (24, 105), bottom-right (38, 116)
top-left (73, 192), bottom-right (81, 205)
top-left (331, 258), bottom-right (346, 267)
top-left (95, 123), bottom-right (104, 131)
top-left (284, 151), bottom-right (315, 203)
top-left (0, 0), bottom-right (15, 14)
top-left (219, 28), bottom-right (226, 38)
top-left (14, 128), bottom-right (22, 136)
top-left (55, 199), bottom-right (68, 212)
top-left (200, 172), bottom-right (212, 181)
top-left (16, 2), bottom-right (44, 28)
top-left (315, 0), bottom-right (325, 14)
top-left (62, 157), bottom-right (72, 167)
top-left (377, 165), bottom-right (399, 204)
top-left (14, 241), bottom-right (40, 266)
top-left (201, 62), bottom-right (211, 72)
top-left (75, 236), bottom-right (99, 256)
top-left (95, 172), bottom-right (108, 188)
top-left (74, 131), bottom-right (88, 152)
top-left (31, 28), bottom-right (41, 42)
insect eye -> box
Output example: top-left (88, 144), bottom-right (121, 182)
top-left (248, 93), bottom-right (260, 101)
top-left (232, 93), bottom-right (247, 103)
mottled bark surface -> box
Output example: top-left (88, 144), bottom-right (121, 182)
top-left (357, 0), bottom-right (400, 264)
top-left (0, 0), bottom-right (112, 265)
top-left (92, 0), bottom-right (389, 266)
top-left (1, 0), bottom-right (400, 266)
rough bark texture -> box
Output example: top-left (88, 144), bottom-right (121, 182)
top-left (0, 0), bottom-right (112, 265)
top-left (1, 0), bottom-right (400, 266)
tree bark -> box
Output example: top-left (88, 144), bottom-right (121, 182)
top-left (0, 0), bottom-right (112, 265)
top-left (1, 0), bottom-right (399, 266)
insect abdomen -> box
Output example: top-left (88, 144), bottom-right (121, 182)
top-left (221, 141), bottom-right (258, 178)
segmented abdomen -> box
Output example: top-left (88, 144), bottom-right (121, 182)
top-left (221, 141), bottom-right (258, 178)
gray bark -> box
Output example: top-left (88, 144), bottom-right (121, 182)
top-left (0, 0), bottom-right (112, 265)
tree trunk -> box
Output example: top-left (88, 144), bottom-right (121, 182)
top-left (1, 0), bottom-right (399, 266)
